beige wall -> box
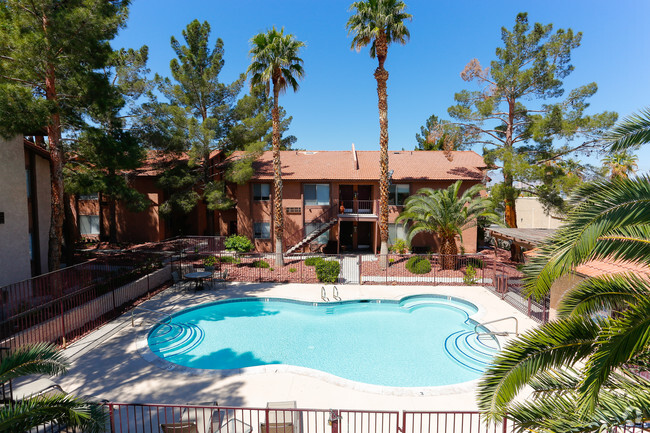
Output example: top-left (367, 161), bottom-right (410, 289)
top-left (516, 197), bottom-right (563, 229)
top-left (548, 272), bottom-right (587, 321)
top-left (0, 136), bottom-right (32, 287)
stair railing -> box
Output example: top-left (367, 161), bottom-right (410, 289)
top-left (474, 316), bottom-right (519, 337)
top-left (284, 201), bottom-right (339, 253)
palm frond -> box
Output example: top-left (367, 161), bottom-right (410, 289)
top-left (523, 176), bottom-right (650, 300)
top-left (0, 393), bottom-right (106, 433)
top-left (0, 343), bottom-right (68, 385)
top-left (605, 107), bottom-right (650, 152)
top-left (578, 295), bottom-right (650, 412)
top-left (557, 273), bottom-right (650, 318)
top-left (477, 316), bottom-right (600, 420)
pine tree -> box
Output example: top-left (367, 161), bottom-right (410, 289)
top-left (0, 0), bottom-right (130, 270)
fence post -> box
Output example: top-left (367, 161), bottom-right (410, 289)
top-left (329, 409), bottom-right (340, 433)
top-left (59, 297), bottom-right (66, 348)
top-left (358, 254), bottom-right (362, 284)
top-left (502, 415), bottom-right (508, 433)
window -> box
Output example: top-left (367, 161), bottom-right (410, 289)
top-left (388, 223), bottom-right (407, 245)
top-left (79, 193), bottom-right (99, 201)
top-left (79, 215), bottom-right (100, 235)
top-left (388, 184), bottom-right (409, 206)
top-left (304, 184), bottom-right (330, 206)
top-left (253, 183), bottom-right (270, 201)
top-left (305, 222), bottom-right (330, 244)
top-left (253, 222), bottom-right (271, 239)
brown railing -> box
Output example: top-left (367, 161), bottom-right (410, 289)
top-left (284, 203), bottom-right (339, 253)
top-left (176, 251), bottom-right (547, 323)
top-left (0, 250), bottom-right (174, 350)
top-left (104, 403), bottom-right (509, 433)
top-left (339, 200), bottom-right (377, 215)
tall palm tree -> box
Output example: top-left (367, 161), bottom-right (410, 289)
top-left (602, 151), bottom-right (638, 180)
top-left (396, 181), bottom-right (498, 269)
top-left (477, 175), bottom-right (650, 432)
top-left (1, 343), bottom-right (105, 432)
top-left (247, 27), bottom-right (305, 266)
top-left (346, 0), bottom-right (411, 268)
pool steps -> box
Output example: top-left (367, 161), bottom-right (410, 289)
top-left (444, 330), bottom-right (499, 373)
top-left (149, 323), bottom-right (205, 357)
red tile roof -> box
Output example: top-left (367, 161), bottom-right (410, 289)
top-left (227, 150), bottom-right (486, 181)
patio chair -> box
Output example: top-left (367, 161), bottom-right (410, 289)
top-left (211, 268), bottom-right (229, 290)
top-left (11, 376), bottom-right (65, 400)
top-left (160, 422), bottom-right (198, 433)
top-left (260, 401), bottom-right (300, 433)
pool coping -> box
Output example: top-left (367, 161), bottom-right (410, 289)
top-left (135, 293), bottom-right (490, 397)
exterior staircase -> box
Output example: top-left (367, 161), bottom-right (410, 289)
top-left (286, 218), bottom-right (337, 255)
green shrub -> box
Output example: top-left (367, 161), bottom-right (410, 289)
top-left (224, 235), bottom-right (254, 253)
top-left (203, 255), bottom-right (218, 267)
top-left (389, 258), bottom-right (395, 263)
top-left (252, 259), bottom-right (270, 268)
top-left (389, 238), bottom-right (409, 254)
top-left (315, 260), bottom-right (340, 283)
top-left (289, 267), bottom-right (297, 273)
top-left (305, 256), bottom-right (324, 267)
top-left (217, 255), bottom-right (240, 264)
top-left (463, 265), bottom-right (478, 285)
top-left (466, 257), bottom-right (484, 269)
top-left (405, 256), bottom-right (431, 274)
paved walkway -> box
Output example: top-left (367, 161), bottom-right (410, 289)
top-left (58, 282), bottom-right (538, 411)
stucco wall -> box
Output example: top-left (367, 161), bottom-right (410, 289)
top-left (548, 272), bottom-right (587, 321)
top-left (515, 197), bottom-right (563, 229)
top-left (0, 136), bottom-right (32, 287)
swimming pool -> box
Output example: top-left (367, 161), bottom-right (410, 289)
top-left (147, 295), bottom-right (499, 387)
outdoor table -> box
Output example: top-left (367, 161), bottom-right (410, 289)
top-left (184, 271), bottom-right (212, 291)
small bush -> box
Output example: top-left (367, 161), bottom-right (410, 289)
top-left (405, 256), bottom-right (431, 274)
top-left (463, 265), bottom-right (478, 285)
top-left (466, 257), bottom-right (484, 269)
top-left (252, 259), bottom-right (270, 268)
top-left (217, 255), bottom-right (240, 264)
top-left (224, 235), bottom-right (254, 253)
top-left (315, 260), bottom-right (340, 283)
top-left (203, 255), bottom-right (218, 267)
top-left (389, 238), bottom-right (409, 254)
top-left (389, 258), bottom-right (395, 263)
top-left (305, 256), bottom-right (324, 267)
top-left (289, 267), bottom-right (297, 273)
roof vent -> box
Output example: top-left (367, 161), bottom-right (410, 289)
top-left (304, 151), bottom-right (316, 155)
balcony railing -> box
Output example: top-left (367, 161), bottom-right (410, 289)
top-left (339, 199), bottom-right (377, 215)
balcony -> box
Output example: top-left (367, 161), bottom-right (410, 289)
top-left (338, 199), bottom-right (378, 217)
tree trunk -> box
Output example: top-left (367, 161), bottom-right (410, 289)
top-left (62, 192), bottom-right (75, 266)
top-left (440, 235), bottom-right (458, 270)
top-left (204, 158), bottom-right (214, 235)
top-left (272, 79), bottom-right (284, 267)
top-left (375, 32), bottom-right (390, 270)
top-left (45, 61), bottom-right (64, 272)
top-left (109, 196), bottom-right (117, 244)
top-left (504, 97), bottom-right (520, 261)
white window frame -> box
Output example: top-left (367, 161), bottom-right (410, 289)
top-left (389, 184), bottom-right (409, 206)
top-left (79, 215), bottom-right (100, 235)
top-left (388, 223), bottom-right (407, 245)
top-left (304, 184), bottom-right (330, 206)
top-left (253, 222), bottom-right (271, 239)
top-left (253, 183), bottom-right (270, 201)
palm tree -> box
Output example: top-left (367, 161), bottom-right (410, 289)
top-left (396, 181), bottom-right (498, 269)
top-left (477, 175), bottom-right (650, 432)
top-left (1, 343), bottom-right (105, 432)
top-left (346, 0), bottom-right (411, 268)
top-left (247, 27), bottom-right (305, 266)
top-left (602, 151), bottom-right (638, 179)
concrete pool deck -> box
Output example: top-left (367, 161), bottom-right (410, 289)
top-left (57, 282), bottom-right (538, 411)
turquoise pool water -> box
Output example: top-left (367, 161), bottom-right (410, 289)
top-left (147, 295), bottom-right (498, 387)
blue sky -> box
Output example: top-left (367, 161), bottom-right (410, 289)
top-left (114, 0), bottom-right (650, 172)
